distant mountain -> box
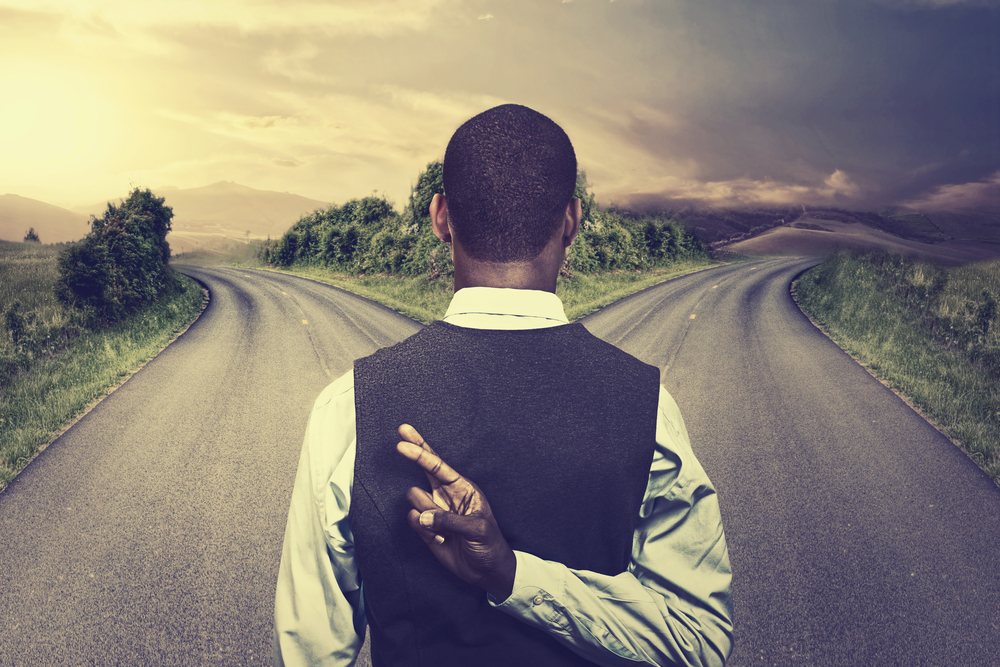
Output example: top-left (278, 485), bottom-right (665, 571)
top-left (0, 194), bottom-right (90, 244)
top-left (720, 217), bottom-right (1000, 265)
top-left (74, 181), bottom-right (331, 251)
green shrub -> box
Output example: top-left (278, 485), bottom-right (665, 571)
top-left (55, 188), bottom-right (179, 324)
top-left (259, 164), bottom-right (707, 280)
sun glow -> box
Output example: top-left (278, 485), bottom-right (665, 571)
top-left (0, 64), bottom-right (116, 171)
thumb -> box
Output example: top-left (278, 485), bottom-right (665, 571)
top-left (420, 510), bottom-right (489, 541)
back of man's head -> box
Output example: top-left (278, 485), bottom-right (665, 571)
top-left (443, 104), bottom-right (577, 263)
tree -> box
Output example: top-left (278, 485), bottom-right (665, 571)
top-left (23, 228), bottom-right (40, 243)
top-left (55, 187), bottom-right (178, 323)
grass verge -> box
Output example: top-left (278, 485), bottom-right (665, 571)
top-left (0, 272), bottom-right (206, 492)
top-left (794, 251), bottom-right (999, 484)
top-left (245, 256), bottom-right (719, 325)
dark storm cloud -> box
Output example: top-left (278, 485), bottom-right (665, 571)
top-left (592, 0), bottom-right (999, 207)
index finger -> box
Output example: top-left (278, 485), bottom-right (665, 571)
top-left (396, 438), bottom-right (462, 488)
top-left (397, 423), bottom-right (438, 456)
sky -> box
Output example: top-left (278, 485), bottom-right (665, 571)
top-left (1, 0), bottom-right (998, 212)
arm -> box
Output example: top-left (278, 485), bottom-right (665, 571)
top-left (401, 386), bottom-right (733, 667)
top-left (273, 373), bottom-right (365, 667)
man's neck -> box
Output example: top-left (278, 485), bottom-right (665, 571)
top-left (453, 260), bottom-right (557, 294)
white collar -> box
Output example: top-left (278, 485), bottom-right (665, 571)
top-left (442, 286), bottom-right (569, 330)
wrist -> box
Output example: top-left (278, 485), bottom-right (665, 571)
top-left (484, 549), bottom-right (517, 602)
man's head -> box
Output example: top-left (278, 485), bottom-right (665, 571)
top-left (440, 104), bottom-right (578, 264)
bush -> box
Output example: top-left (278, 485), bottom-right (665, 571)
top-left (258, 164), bottom-right (707, 279)
top-left (23, 228), bottom-right (40, 243)
top-left (55, 188), bottom-right (179, 324)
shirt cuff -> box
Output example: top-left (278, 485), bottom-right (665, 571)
top-left (487, 551), bottom-right (571, 633)
top-left (486, 552), bottom-right (649, 665)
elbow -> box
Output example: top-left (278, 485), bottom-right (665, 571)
top-left (663, 607), bottom-right (733, 667)
top-left (695, 610), bottom-right (733, 667)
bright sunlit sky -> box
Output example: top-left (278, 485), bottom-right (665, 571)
top-left (1, 0), bottom-right (998, 211)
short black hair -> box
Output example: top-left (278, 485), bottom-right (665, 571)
top-left (443, 104), bottom-right (577, 263)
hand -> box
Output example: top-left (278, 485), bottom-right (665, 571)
top-left (396, 424), bottom-right (516, 602)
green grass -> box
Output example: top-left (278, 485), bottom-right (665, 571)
top-left (248, 265), bottom-right (456, 324)
top-left (245, 256), bottom-right (718, 325)
top-left (558, 258), bottom-right (718, 320)
top-left (1, 241), bottom-right (206, 491)
top-left (0, 241), bottom-right (76, 358)
top-left (795, 252), bottom-right (1000, 484)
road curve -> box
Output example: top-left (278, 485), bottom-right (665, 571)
top-left (583, 256), bottom-right (1000, 666)
top-left (0, 266), bottom-right (418, 665)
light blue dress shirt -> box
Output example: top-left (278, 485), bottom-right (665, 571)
top-left (274, 287), bottom-right (733, 666)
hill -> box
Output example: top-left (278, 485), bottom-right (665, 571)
top-left (721, 217), bottom-right (1000, 265)
top-left (665, 206), bottom-right (967, 249)
top-left (75, 182), bottom-right (330, 253)
top-left (0, 194), bottom-right (90, 244)
top-left (657, 204), bottom-right (998, 265)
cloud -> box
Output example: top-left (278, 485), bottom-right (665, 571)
top-left (2, 0), bottom-right (996, 213)
top-left (1, 0), bottom-right (453, 36)
top-left (232, 115), bottom-right (288, 130)
top-left (612, 169), bottom-right (870, 209)
top-left (824, 170), bottom-right (860, 198)
top-left (901, 172), bottom-right (1000, 212)
top-left (261, 43), bottom-right (338, 85)
top-left (375, 85), bottom-right (506, 121)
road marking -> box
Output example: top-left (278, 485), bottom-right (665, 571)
top-left (302, 319), bottom-right (308, 325)
top-left (689, 314), bottom-right (696, 319)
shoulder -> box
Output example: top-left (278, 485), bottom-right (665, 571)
top-left (312, 368), bottom-right (355, 411)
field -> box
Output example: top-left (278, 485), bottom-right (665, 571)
top-left (0, 240), bottom-right (205, 491)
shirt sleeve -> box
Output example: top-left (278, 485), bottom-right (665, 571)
top-left (273, 371), bottom-right (364, 667)
top-left (490, 385), bottom-right (734, 667)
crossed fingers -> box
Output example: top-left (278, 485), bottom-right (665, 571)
top-left (396, 424), bottom-right (464, 491)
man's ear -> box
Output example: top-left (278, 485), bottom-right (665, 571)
top-left (562, 198), bottom-right (582, 248)
top-left (430, 193), bottom-right (452, 244)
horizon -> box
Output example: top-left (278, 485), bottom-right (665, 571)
top-left (9, 178), bottom-right (996, 218)
top-left (1, 1), bottom-right (998, 215)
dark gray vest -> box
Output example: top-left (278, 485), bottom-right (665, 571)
top-left (351, 321), bottom-right (659, 667)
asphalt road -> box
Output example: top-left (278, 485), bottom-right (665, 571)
top-left (582, 257), bottom-right (1000, 666)
top-left (1, 260), bottom-right (998, 665)
top-left (0, 267), bottom-right (418, 665)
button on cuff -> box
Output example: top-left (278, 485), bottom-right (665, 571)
top-left (532, 595), bottom-right (544, 606)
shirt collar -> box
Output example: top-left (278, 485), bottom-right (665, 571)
top-left (442, 286), bottom-right (570, 329)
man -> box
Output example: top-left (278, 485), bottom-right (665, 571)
top-left (274, 104), bottom-right (733, 666)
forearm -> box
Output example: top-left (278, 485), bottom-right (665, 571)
top-left (492, 552), bottom-right (732, 667)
